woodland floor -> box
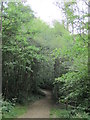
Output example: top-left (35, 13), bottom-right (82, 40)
top-left (19, 89), bottom-right (56, 118)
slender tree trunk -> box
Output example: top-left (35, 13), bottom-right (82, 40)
top-left (1, 1), bottom-right (3, 32)
top-left (0, 1), bottom-right (3, 96)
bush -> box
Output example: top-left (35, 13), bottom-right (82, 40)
top-left (1, 97), bottom-right (16, 118)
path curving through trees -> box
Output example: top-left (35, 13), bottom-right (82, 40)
top-left (19, 90), bottom-right (54, 118)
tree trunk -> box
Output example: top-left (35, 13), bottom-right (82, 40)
top-left (1, 1), bottom-right (3, 32)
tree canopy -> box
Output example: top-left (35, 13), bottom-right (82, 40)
top-left (1, 0), bottom-right (89, 118)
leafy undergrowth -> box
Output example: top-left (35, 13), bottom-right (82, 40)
top-left (27, 94), bottom-right (45, 103)
top-left (2, 94), bottom-right (44, 119)
top-left (50, 108), bottom-right (90, 120)
top-left (2, 104), bottom-right (28, 118)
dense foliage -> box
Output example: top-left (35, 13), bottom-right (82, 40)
top-left (53, 0), bottom-right (89, 113)
top-left (53, 35), bottom-right (89, 110)
top-left (2, 2), bottom-right (46, 103)
top-left (1, 0), bottom-right (89, 118)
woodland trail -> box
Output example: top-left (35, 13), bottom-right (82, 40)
top-left (19, 89), bottom-right (55, 118)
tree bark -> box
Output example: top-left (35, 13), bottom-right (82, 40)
top-left (1, 1), bottom-right (3, 32)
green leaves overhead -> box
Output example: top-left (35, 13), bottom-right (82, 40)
top-left (2, 2), bottom-right (45, 103)
top-left (2, 1), bottom-right (89, 114)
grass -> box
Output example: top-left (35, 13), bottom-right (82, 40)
top-left (50, 108), bottom-right (70, 118)
top-left (2, 94), bottom-right (44, 119)
top-left (50, 108), bottom-right (90, 120)
top-left (2, 104), bottom-right (28, 118)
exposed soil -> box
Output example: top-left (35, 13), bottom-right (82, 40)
top-left (19, 89), bottom-right (54, 118)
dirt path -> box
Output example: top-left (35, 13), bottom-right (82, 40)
top-left (19, 90), bottom-right (54, 118)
